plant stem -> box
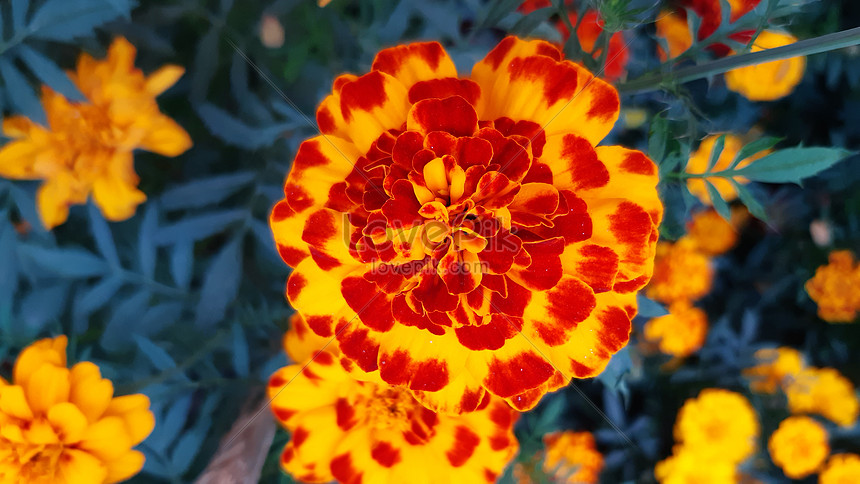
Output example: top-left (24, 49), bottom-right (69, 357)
top-left (619, 26), bottom-right (860, 94)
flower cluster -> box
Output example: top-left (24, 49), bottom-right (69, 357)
top-left (0, 336), bottom-right (154, 483)
top-left (805, 250), bottom-right (860, 323)
top-left (655, 389), bottom-right (759, 483)
top-left (0, 37), bottom-right (191, 228)
top-left (768, 416), bottom-right (829, 479)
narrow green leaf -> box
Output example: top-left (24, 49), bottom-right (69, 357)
top-left (705, 180), bottom-right (732, 222)
top-left (730, 136), bottom-right (782, 170)
top-left (706, 134), bottom-right (727, 173)
top-left (648, 113), bottom-right (668, 164)
top-left (732, 181), bottom-right (768, 222)
top-left (733, 146), bottom-right (854, 183)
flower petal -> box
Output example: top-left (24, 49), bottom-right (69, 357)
top-left (59, 448), bottom-right (109, 484)
top-left (105, 450), bottom-right (146, 484)
top-left (48, 401), bottom-right (89, 444)
top-left (92, 152), bottom-right (147, 222)
top-left (69, 361), bottom-right (114, 423)
top-left (371, 41), bottom-right (458, 90)
top-left (26, 364), bottom-right (71, 416)
top-left (144, 65), bottom-right (185, 95)
top-left (139, 114), bottom-right (192, 157)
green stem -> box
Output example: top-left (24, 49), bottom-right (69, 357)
top-left (619, 26), bottom-right (860, 94)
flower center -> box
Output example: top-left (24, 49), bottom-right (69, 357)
top-left (363, 385), bottom-right (421, 431)
top-left (1, 439), bottom-right (66, 481)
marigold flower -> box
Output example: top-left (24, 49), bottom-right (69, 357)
top-left (673, 389), bottom-right (759, 464)
top-left (725, 31), bottom-right (807, 101)
top-left (267, 348), bottom-right (519, 483)
top-left (0, 336), bottom-right (154, 483)
top-left (542, 431), bottom-right (603, 484)
top-left (271, 37), bottom-right (662, 414)
top-left (786, 367), bottom-right (859, 427)
top-left (819, 454), bottom-right (860, 484)
top-left (685, 209), bottom-right (738, 256)
top-left (655, 11), bottom-right (693, 61)
top-left (686, 134), bottom-right (766, 206)
top-left (0, 37), bottom-right (191, 228)
top-left (646, 239), bottom-right (713, 304)
top-left (643, 300), bottom-right (708, 357)
top-left (768, 416), bottom-right (829, 479)
top-left (654, 446), bottom-right (737, 484)
top-left (743, 347), bottom-right (804, 394)
top-left (655, 0), bottom-right (761, 60)
top-left (283, 312), bottom-right (333, 363)
top-left (804, 250), bottom-right (860, 323)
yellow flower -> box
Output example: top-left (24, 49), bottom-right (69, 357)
top-left (725, 30), bottom-right (806, 101)
top-left (646, 239), bottom-right (713, 304)
top-left (685, 208), bottom-right (738, 256)
top-left (283, 312), bottom-right (333, 364)
top-left (819, 454), bottom-right (860, 484)
top-left (643, 300), bottom-right (708, 357)
top-left (0, 336), bottom-right (154, 483)
top-left (805, 250), bottom-right (860, 323)
top-left (0, 37), bottom-right (191, 228)
top-left (686, 134), bottom-right (767, 206)
top-left (271, 37), bottom-right (663, 414)
top-left (673, 389), bottom-right (759, 464)
top-left (542, 431), bottom-right (604, 484)
top-left (786, 367), bottom-right (859, 427)
top-left (768, 416), bottom-right (829, 479)
top-left (268, 346), bottom-right (519, 483)
top-left (743, 347), bottom-right (804, 394)
top-left (654, 446), bottom-right (737, 484)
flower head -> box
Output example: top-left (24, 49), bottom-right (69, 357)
top-left (643, 300), bottom-right (708, 357)
top-left (743, 347), bottom-right (804, 394)
top-left (542, 431), bottom-right (603, 484)
top-left (673, 389), bottom-right (759, 464)
top-left (819, 454), bottom-right (860, 484)
top-left (768, 416), bottom-right (829, 479)
top-left (786, 367), bottom-right (859, 427)
top-left (654, 446), bottom-right (737, 484)
top-left (271, 37), bottom-right (662, 414)
top-left (646, 239), bottom-right (713, 304)
top-left (725, 31), bottom-right (806, 101)
top-left (685, 209), bottom-right (739, 256)
top-left (685, 134), bottom-right (766, 206)
top-left (804, 250), bottom-right (860, 323)
top-left (0, 37), bottom-right (191, 228)
top-left (0, 336), bottom-right (154, 483)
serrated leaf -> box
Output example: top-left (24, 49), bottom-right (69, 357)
top-left (733, 147), bottom-right (854, 183)
top-left (195, 238), bottom-right (243, 327)
top-left (154, 209), bottom-right (246, 246)
top-left (16, 44), bottom-right (84, 101)
top-left (0, 58), bottom-right (44, 123)
top-left (231, 323), bottom-right (249, 377)
top-left (88, 202), bottom-right (120, 268)
top-left (139, 202), bottom-right (158, 279)
top-left (19, 245), bottom-right (108, 278)
top-left (160, 172), bottom-right (256, 211)
top-left (706, 133), bottom-right (726, 173)
top-left (732, 181), bottom-right (767, 221)
top-left (705, 180), bottom-right (731, 221)
top-left (730, 136), bottom-right (781, 169)
top-left (29, 0), bottom-right (127, 42)
top-left (134, 336), bottom-right (177, 372)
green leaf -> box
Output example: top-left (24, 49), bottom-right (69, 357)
top-left (730, 136), bottom-right (782, 170)
top-left (733, 146), bottom-right (854, 183)
top-left (705, 180), bottom-right (731, 221)
top-left (732, 181), bottom-right (768, 222)
top-left (706, 134), bottom-right (727, 173)
top-left (647, 113), bottom-right (668, 164)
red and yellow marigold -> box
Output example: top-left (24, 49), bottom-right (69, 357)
top-left (0, 336), bottom-right (154, 483)
top-left (270, 37), bottom-right (662, 414)
top-left (743, 347), bottom-right (804, 394)
top-left (768, 416), bottom-right (829, 479)
top-left (541, 431), bottom-right (603, 484)
top-left (725, 31), bottom-right (807, 102)
top-left (804, 250), bottom-right (860, 323)
top-left (819, 454), bottom-right (860, 484)
top-left (0, 37), bottom-right (191, 228)
top-left (673, 389), bottom-right (759, 464)
top-left (646, 239), bottom-right (713, 304)
top-left (643, 300), bottom-right (708, 357)
top-left (268, 324), bottom-right (519, 483)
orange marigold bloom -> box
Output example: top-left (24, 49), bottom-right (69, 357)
top-left (0, 336), bottom-right (154, 483)
top-left (786, 368), bottom-right (859, 427)
top-left (267, 348), bottom-right (519, 483)
top-left (725, 31), bottom-right (807, 101)
top-left (685, 208), bottom-right (738, 256)
top-left (804, 250), bottom-right (860, 323)
top-left (768, 416), bottom-right (829, 479)
top-left (646, 239), bottom-right (713, 304)
top-left (686, 134), bottom-right (768, 206)
top-left (819, 454), bottom-right (860, 484)
top-left (643, 300), bottom-right (708, 357)
top-left (271, 37), bottom-right (663, 414)
top-left (654, 446), bottom-right (737, 484)
top-left (743, 347), bottom-right (804, 394)
top-left (542, 431), bottom-right (603, 484)
top-left (674, 389), bottom-right (759, 464)
top-left (0, 37), bottom-right (191, 228)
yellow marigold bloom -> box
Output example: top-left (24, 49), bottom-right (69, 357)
top-left (819, 454), bottom-right (860, 484)
top-left (725, 30), bottom-right (806, 101)
top-left (267, 347), bottom-right (519, 483)
top-left (768, 416), bottom-right (829, 479)
top-left (542, 431), bottom-right (603, 484)
top-left (743, 347), bottom-right (804, 394)
top-left (0, 336), bottom-right (154, 483)
top-left (643, 300), bottom-right (708, 357)
top-left (283, 312), bottom-right (332, 363)
top-left (805, 250), bottom-right (860, 323)
top-left (271, 37), bottom-right (663, 414)
top-left (654, 446), bottom-right (737, 484)
top-left (0, 37), bottom-right (191, 228)
top-left (786, 367), bottom-right (859, 427)
top-left (646, 239), bottom-right (713, 304)
top-left (686, 208), bottom-right (738, 256)
top-left (674, 389), bottom-right (759, 464)
top-left (655, 11), bottom-right (693, 61)
top-left (686, 134), bottom-right (768, 206)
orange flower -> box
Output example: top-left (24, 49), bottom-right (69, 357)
top-left (0, 37), bottom-right (191, 228)
top-left (271, 37), bottom-right (662, 414)
top-left (805, 250), bottom-right (860, 323)
top-left (686, 134), bottom-right (768, 206)
top-left (643, 300), bottom-right (708, 357)
top-left (768, 416), bottom-right (829, 479)
top-left (685, 208), bottom-right (738, 256)
top-left (673, 389), bottom-right (759, 464)
top-left (646, 239), bottom-right (713, 304)
top-left (267, 347), bottom-right (519, 483)
top-left (542, 431), bottom-right (603, 484)
top-left (786, 367), bottom-right (859, 427)
top-left (0, 336), bottom-right (154, 483)
top-left (743, 347), bottom-right (804, 394)
top-left (655, 11), bottom-right (693, 61)
top-left (819, 454), bottom-right (860, 484)
top-left (655, 0), bottom-right (761, 60)
top-left (725, 31), bottom-right (806, 101)
top-left (654, 446), bottom-right (737, 484)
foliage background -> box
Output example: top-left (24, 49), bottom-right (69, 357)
top-left (0, 0), bottom-right (858, 482)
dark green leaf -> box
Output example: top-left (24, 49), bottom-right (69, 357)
top-left (88, 203), bottom-right (120, 268)
top-left (195, 238), bottom-right (244, 327)
top-left (648, 113), bottom-right (668, 164)
top-left (231, 323), bottom-right (249, 377)
top-left (730, 136), bottom-right (782, 170)
top-left (139, 203), bottom-right (158, 279)
top-left (16, 44), bottom-right (84, 101)
top-left (11, 0), bottom-right (30, 32)
top-left (732, 181), bottom-right (768, 221)
top-left (706, 133), bottom-right (726, 173)
top-left (19, 245), bottom-right (108, 278)
top-left (101, 291), bottom-right (151, 350)
top-left (0, 58), bottom-right (44, 123)
top-left (154, 209), bottom-right (246, 246)
top-left (134, 336), bottom-right (177, 372)
top-left (29, 0), bottom-right (128, 42)
top-left (705, 180), bottom-right (732, 221)
top-left (160, 172), bottom-right (256, 211)
top-left (733, 147), bottom-right (854, 183)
